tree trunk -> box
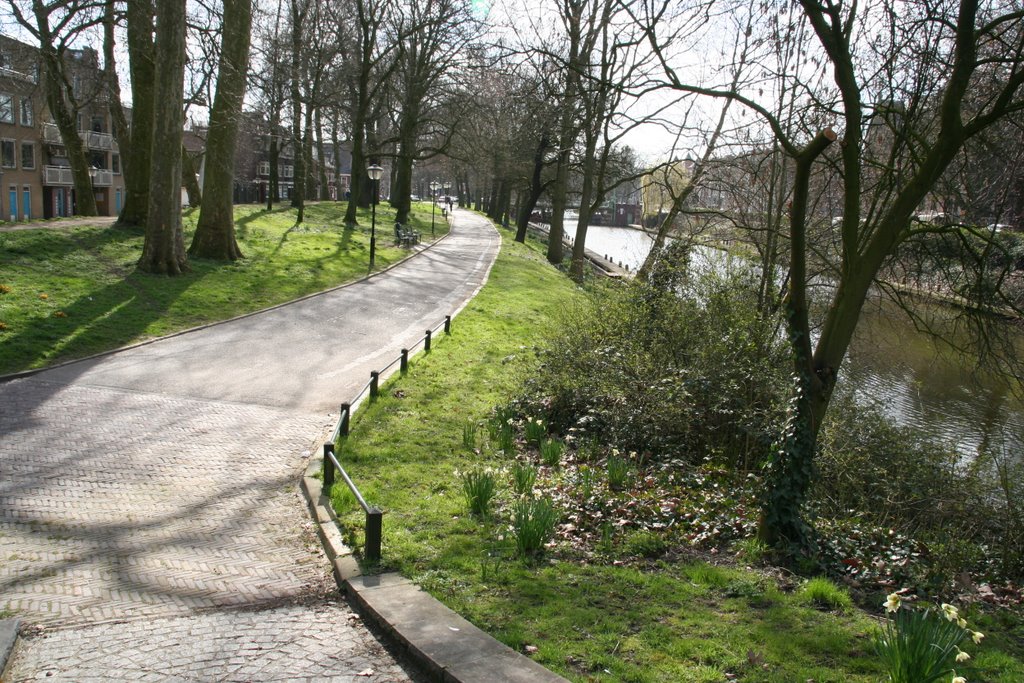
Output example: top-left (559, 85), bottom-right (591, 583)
top-left (515, 134), bottom-right (548, 242)
top-left (289, 0), bottom-right (305, 222)
top-left (757, 128), bottom-right (836, 550)
top-left (103, 0), bottom-right (130, 166)
top-left (182, 146), bottom-right (202, 207)
top-left (137, 0), bottom-right (188, 275)
top-left (190, 0), bottom-right (251, 260)
top-left (33, 30), bottom-right (97, 217)
top-left (119, 0), bottom-right (156, 228)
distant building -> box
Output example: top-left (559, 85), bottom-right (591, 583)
top-left (0, 34), bottom-right (125, 221)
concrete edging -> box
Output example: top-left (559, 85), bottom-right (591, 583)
top-left (0, 618), bottom-right (20, 677)
top-left (300, 462), bottom-right (567, 683)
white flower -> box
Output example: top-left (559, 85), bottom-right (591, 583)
top-left (952, 676), bottom-right (967, 683)
top-left (972, 631), bottom-right (985, 645)
top-left (941, 603), bottom-right (959, 622)
top-left (955, 649), bottom-right (971, 663)
top-left (958, 617), bottom-right (967, 629)
top-left (884, 593), bottom-right (901, 613)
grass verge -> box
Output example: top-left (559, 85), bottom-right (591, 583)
top-left (329, 225), bottom-right (1024, 682)
top-left (0, 201), bottom-right (446, 375)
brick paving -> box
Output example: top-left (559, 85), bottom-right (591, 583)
top-left (0, 210), bottom-right (496, 681)
top-left (3, 603), bottom-right (412, 682)
top-left (0, 379), bottom-right (330, 626)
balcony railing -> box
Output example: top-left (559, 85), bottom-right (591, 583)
top-left (43, 166), bottom-right (113, 187)
top-left (41, 123), bottom-right (118, 151)
top-left (43, 165), bottom-right (73, 186)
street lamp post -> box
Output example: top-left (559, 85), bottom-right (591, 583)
top-left (367, 163), bottom-right (384, 269)
top-left (443, 181), bottom-right (451, 214)
top-left (429, 180), bottom-right (440, 238)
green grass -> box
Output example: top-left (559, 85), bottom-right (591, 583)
top-left (325, 226), bottom-right (1024, 681)
top-left (0, 201), bottom-right (447, 374)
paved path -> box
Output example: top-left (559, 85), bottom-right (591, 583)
top-left (0, 210), bottom-right (500, 681)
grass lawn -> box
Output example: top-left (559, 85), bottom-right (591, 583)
top-left (330, 226), bottom-right (1024, 682)
top-left (0, 201), bottom-right (446, 375)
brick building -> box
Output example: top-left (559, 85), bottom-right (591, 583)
top-left (0, 34), bottom-right (125, 222)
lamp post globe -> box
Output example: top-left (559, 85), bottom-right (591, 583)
top-left (367, 163), bottom-right (384, 269)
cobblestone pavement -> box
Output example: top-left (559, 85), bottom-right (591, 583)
top-left (0, 379), bottom-right (331, 626)
top-left (4, 602), bottom-right (414, 682)
top-left (0, 211), bottom-right (496, 680)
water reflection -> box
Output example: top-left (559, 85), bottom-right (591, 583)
top-left (555, 219), bottom-right (1024, 456)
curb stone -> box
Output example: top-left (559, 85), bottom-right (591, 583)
top-left (300, 461), bottom-right (568, 683)
top-left (0, 618), bottom-right (19, 677)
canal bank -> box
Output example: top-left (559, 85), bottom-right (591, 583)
top-left (550, 217), bottom-right (1024, 459)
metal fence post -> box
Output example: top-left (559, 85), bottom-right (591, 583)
top-left (444, 315), bottom-right (451, 334)
top-left (370, 371), bottom-right (379, 399)
top-left (425, 329), bottom-right (432, 352)
top-left (339, 403), bottom-right (350, 437)
top-left (400, 348), bottom-right (409, 373)
top-left (323, 443), bottom-right (335, 490)
top-left (365, 508), bottom-right (383, 561)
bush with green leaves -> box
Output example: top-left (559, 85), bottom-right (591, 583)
top-left (512, 497), bottom-right (558, 558)
top-left (459, 468), bottom-right (498, 517)
top-left (524, 252), bottom-right (789, 469)
top-left (875, 593), bottom-right (983, 683)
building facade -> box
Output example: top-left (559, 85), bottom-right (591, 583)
top-left (0, 35), bottom-right (125, 223)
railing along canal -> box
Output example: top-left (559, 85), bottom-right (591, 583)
top-left (321, 314), bottom-right (453, 561)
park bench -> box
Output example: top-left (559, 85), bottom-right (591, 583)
top-left (394, 222), bottom-right (420, 247)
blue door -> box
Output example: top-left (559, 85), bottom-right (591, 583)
top-left (54, 188), bottom-right (65, 217)
top-left (8, 188), bottom-right (16, 221)
top-left (21, 188), bottom-right (30, 220)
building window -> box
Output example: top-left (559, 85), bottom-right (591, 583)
top-left (91, 115), bottom-right (104, 133)
top-left (20, 98), bottom-right (32, 126)
top-left (0, 94), bottom-right (12, 124)
top-left (112, 153), bottom-right (120, 174)
top-left (90, 151), bottom-right (107, 170)
top-left (257, 161), bottom-right (270, 176)
top-left (1, 139), bottom-right (15, 168)
top-left (282, 165), bottom-right (294, 178)
top-left (20, 142), bottom-right (34, 170)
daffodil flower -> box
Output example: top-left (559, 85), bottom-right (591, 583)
top-left (952, 676), bottom-right (967, 683)
top-left (972, 631), bottom-right (985, 645)
top-left (955, 648), bottom-right (970, 663)
top-left (884, 593), bottom-right (901, 613)
top-left (941, 603), bottom-right (959, 622)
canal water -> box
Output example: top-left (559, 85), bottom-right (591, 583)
top-left (557, 220), bottom-right (1024, 457)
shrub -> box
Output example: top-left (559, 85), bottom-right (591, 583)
top-left (799, 577), bottom-right (852, 611)
top-left (460, 468), bottom-right (498, 517)
top-left (512, 497), bottom-right (558, 558)
top-left (524, 254), bottom-right (788, 470)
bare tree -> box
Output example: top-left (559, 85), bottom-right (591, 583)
top-left (640, 0), bottom-right (1024, 551)
top-left (137, 0), bottom-right (187, 274)
top-left (189, 0), bottom-right (252, 259)
top-left (8, 0), bottom-right (102, 216)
